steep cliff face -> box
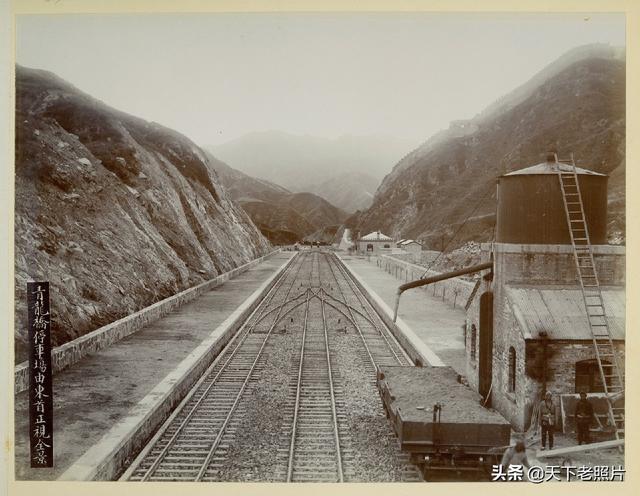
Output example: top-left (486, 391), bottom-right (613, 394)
top-left (14, 66), bottom-right (271, 362)
top-left (352, 49), bottom-right (625, 248)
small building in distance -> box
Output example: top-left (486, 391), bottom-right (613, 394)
top-left (358, 231), bottom-right (393, 254)
top-left (464, 155), bottom-right (625, 432)
top-left (398, 239), bottom-right (423, 257)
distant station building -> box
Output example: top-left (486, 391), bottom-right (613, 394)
top-left (358, 231), bottom-right (393, 254)
top-left (464, 155), bottom-right (625, 431)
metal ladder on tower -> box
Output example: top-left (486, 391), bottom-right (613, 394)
top-left (555, 153), bottom-right (624, 441)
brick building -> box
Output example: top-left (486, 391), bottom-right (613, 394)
top-left (463, 157), bottom-right (625, 431)
top-left (465, 243), bottom-right (625, 430)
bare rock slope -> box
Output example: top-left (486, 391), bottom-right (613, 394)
top-left (14, 66), bottom-right (271, 362)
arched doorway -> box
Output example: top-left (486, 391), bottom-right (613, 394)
top-left (478, 291), bottom-right (494, 404)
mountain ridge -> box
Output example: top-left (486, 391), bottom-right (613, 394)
top-left (301, 171), bottom-right (378, 213)
top-left (376, 43), bottom-right (625, 199)
top-left (350, 49), bottom-right (625, 249)
top-left (210, 155), bottom-right (348, 244)
top-left (206, 130), bottom-right (415, 199)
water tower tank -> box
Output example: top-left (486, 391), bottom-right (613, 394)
top-left (496, 156), bottom-right (608, 245)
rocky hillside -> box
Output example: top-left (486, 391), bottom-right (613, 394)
top-left (351, 46), bottom-right (625, 248)
top-left (14, 66), bottom-right (271, 363)
top-left (211, 157), bottom-right (348, 244)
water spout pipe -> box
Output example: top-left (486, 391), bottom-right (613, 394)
top-left (392, 262), bottom-right (493, 322)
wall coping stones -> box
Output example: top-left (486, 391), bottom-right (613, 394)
top-left (14, 250), bottom-right (280, 393)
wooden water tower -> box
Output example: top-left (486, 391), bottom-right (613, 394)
top-left (496, 153), bottom-right (608, 245)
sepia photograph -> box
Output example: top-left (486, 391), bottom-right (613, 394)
top-left (3, 1), bottom-right (638, 492)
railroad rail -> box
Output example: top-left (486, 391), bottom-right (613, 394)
top-left (121, 250), bottom-right (421, 482)
top-left (283, 255), bottom-right (346, 482)
top-left (121, 253), bottom-right (305, 481)
top-left (323, 253), bottom-right (412, 368)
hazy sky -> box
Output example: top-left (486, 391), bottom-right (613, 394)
top-left (16, 12), bottom-right (624, 147)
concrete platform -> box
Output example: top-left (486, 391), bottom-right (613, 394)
top-left (13, 252), bottom-right (293, 481)
top-left (340, 255), bottom-right (467, 374)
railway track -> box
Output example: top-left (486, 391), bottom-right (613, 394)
top-left (121, 250), bottom-right (421, 482)
top-left (121, 253), bottom-right (305, 481)
top-left (278, 254), bottom-right (349, 482)
top-left (319, 254), bottom-right (421, 482)
top-left (323, 252), bottom-right (412, 368)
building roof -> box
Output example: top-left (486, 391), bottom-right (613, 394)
top-left (360, 231), bottom-right (393, 241)
top-left (503, 161), bottom-right (606, 177)
top-left (399, 239), bottom-right (421, 246)
top-left (506, 285), bottom-right (625, 341)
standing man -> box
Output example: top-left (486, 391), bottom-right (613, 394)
top-left (575, 391), bottom-right (595, 445)
top-left (539, 391), bottom-right (556, 450)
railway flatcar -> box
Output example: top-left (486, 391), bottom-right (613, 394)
top-left (377, 365), bottom-right (511, 480)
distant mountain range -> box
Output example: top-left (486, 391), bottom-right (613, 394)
top-left (208, 155), bottom-right (290, 203)
top-left (210, 156), bottom-right (348, 244)
top-left (303, 172), bottom-right (379, 213)
top-left (349, 44), bottom-right (626, 248)
top-left (206, 131), bottom-right (415, 212)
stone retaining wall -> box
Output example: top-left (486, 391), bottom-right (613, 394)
top-left (14, 250), bottom-right (280, 393)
